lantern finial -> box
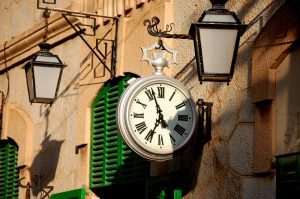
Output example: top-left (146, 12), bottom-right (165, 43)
top-left (209, 0), bottom-right (228, 8)
top-left (38, 42), bottom-right (52, 51)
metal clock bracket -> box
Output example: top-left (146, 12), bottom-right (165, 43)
top-left (141, 40), bottom-right (177, 75)
top-left (143, 16), bottom-right (193, 40)
top-left (197, 99), bottom-right (213, 144)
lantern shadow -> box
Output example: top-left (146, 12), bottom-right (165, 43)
top-left (29, 135), bottom-right (64, 197)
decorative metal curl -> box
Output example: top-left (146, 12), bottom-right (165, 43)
top-left (143, 16), bottom-right (193, 40)
top-left (19, 177), bottom-right (31, 199)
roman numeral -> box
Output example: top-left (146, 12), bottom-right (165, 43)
top-left (175, 102), bottom-right (186, 110)
top-left (169, 134), bottom-right (176, 144)
top-left (145, 90), bottom-right (154, 101)
top-left (157, 87), bottom-right (165, 98)
top-left (169, 91), bottom-right (176, 101)
top-left (174, 124), bottom-right (186, 136)
top-left (133, 113), bottom-right (144, 118)
top-left (158, 134), bottom-right (164, 146)
top-left (136, 99), bottom-right (147, 109)
top-left (135, 122), bottom-right (147, 134)
top-left (145, 130), bottom-right (155, 142)
top-left (178, 115), bottom-right (189, 121)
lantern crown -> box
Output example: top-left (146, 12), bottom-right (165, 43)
top-left (209, 0), bottom-right (228, 7)
top-left (28, 42), bottom-right (65, 66)
top-left (38, 41), bottom-right (52, 51)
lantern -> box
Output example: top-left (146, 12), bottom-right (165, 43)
top-left (189, 0), bottom-right (247, 82)
top-left (24, 42), bottom-right (65, 103)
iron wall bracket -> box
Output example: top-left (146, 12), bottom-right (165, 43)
top-left (37, 0), bottom-right (119, 78)
top-left (144, 16), bottom-right (193, 40)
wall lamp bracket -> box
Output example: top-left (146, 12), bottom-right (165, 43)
top-left (36, 0), bottom-right (119, 78)
top-left (62, 14), bottom-right (114, 76)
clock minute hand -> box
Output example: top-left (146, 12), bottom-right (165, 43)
top-left (145, 118), bottom-right (160, 142)
top-left (151, 88), bottom-right (168, 128)
top-left (151, 88), bottom-right (162, 114)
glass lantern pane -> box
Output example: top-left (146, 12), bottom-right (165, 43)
top-left (203, 14), bottom-right (236, 23)
top-left (35, 55), bottom-right (60, 63)
top-left (199, 28), bottom-right (238, 74)
top-left (26, 67), bottom-right (34, 101)
top-left (33, 65), bottom-right (61, 99)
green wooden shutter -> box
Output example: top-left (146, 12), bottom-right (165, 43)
top-left (277, 153), bottom-right (300, 198)
top-left (90, 75), bottom-right (150, 188)
top-left (0, 139), bottom-right (19, 199)
top-left (50, 188), bottom-right (87, 199)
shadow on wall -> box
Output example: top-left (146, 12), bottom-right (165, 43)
top-left (29, 135), bottom-right (64, 197)
top-left (167, 1), bottom-right (292, 197)
top-left (168, 129), bottom-right (206, 196)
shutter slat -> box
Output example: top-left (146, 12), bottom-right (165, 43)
top-left (0, 141), bottom-right (19, 198)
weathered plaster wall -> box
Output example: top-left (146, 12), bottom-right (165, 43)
top-left (0, 0), bottom-right (73, 41)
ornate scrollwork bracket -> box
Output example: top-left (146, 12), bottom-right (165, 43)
top-left (143, 16), bottom-right (193, 40)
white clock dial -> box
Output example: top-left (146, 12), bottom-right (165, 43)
top-left (128, 83), bottom-right (194, 154)
top-left (117, 75), bottom-right (196, 161)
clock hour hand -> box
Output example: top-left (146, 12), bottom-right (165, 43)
top-left (159, 114), bottom-right (168, 128)
top-left (151, 88), bottom-right (168, 128)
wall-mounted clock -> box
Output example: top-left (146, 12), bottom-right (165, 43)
top-left (117, 41), bottom-right (196, 161)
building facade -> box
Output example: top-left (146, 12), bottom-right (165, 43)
top-left (0, 0), bottom-right (299, 198)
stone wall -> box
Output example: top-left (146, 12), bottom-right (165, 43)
top-left (170, 0), bottom-right (285, 198)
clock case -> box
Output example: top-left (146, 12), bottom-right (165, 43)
top-left (117, 74), bottom-right (197, 161)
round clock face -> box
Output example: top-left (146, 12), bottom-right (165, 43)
top-left (117, 75), bottom-right (196, 161)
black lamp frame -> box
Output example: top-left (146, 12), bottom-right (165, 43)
top-left (189, 8), bottom-right (247, 82)
top-left (24, 42), bottom-right (66, 104)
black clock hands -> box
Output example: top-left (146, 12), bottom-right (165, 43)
top-left (151, 88), bottom-right (168, 128)
top-left (145, 89), bottom-right (168, 142)
top-left (145, 118), bottom-right (160, 142)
